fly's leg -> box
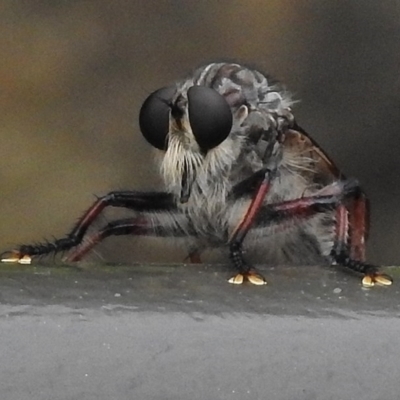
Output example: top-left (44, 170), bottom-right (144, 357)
top-left (228, 122), bottom-right (291, 285)
top-left (226, 109), bottom-right (295, 284)
top-left (330, 189), bottom-right (391, 287)
top-left (349, 191), bottom-right (368, 261)
top-left (65, 214), bottom-right (188, 262)
top-left (1, 191), bottom-right (176, 264)
top-left (228, 167), bottom-right (278, 285)
top-left (332, 186), bottom-right (367, 260)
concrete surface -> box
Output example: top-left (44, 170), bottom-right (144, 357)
top-left (0, 263), bottom-right (399, 400)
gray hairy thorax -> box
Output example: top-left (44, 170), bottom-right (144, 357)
top-left (158, 63), bottom-right (335, 263)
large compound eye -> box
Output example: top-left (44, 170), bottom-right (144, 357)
top-left (187, 86), bottom-right (233, 150)
top-left (139, 86), bottom-right (176, 150)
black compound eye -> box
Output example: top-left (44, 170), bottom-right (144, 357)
top-left (187, 86), bottom-right (233, 150)
top-left (139, 86), bottom-right (176, 150)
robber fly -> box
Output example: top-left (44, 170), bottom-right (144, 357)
top-left (1, 62), bottom-right (392, 287)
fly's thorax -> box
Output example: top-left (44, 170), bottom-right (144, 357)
top-left (189, 63), bottom-right (294, 114)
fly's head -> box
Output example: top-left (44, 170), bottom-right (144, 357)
top-left (139, 81), bottom-right (233, 203)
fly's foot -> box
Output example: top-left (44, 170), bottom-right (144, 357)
top-left (1, 251), bottom-right (32, 265)
top-left (228, 269), bottom-right (267, 285)
top-left (362, 272), bottom-right (393, 288)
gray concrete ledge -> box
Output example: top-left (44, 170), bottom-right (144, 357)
top-left (1, 263), bottom-right (399, 400)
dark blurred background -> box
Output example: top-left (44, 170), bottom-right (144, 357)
top-left (1, 0), bottom-right (400, 265)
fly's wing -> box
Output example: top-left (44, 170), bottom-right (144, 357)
top-left (281, 124), bottom-right (370, 256)
top-left (282, 125), bottom-right (342, 185)
top-left (291, 124), bottom-right (341, 176)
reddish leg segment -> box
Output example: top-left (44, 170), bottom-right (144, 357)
top-left (66, 216), bottom-right (187, 262)
top-left (228, 169), bottom-right (275, 285)
top-left (349, 193), bottom-right (368, 262)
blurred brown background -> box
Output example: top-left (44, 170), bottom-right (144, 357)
top-left (1, 0), bottom-right (400, 265)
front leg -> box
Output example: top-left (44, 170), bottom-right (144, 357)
top-left (228, 163), bottom-right (280, 285)
top-left (1, 191), bottom-right (177, 264)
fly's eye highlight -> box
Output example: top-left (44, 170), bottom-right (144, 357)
top-left (187, 86), bottom-right (232, 150)
top-left (139, 86), bottom-right (176, 150)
